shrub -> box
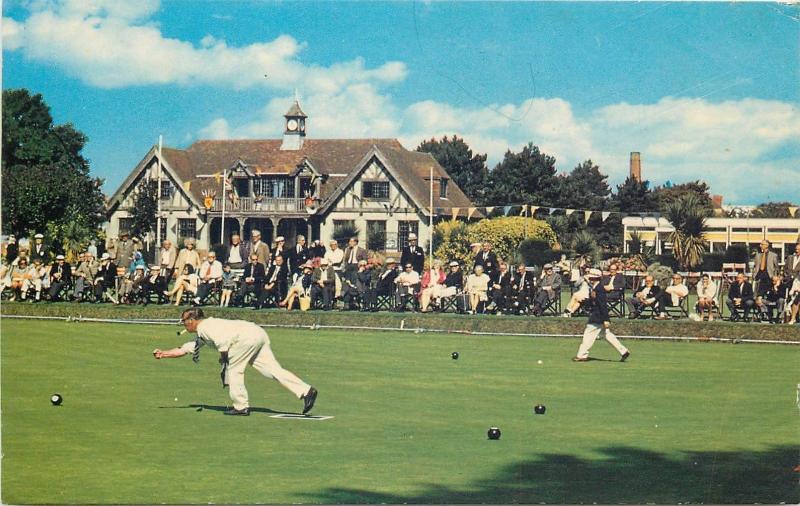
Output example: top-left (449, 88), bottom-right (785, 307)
top-left (570, 230), bottom-right (600, 263)
top-left (699, 252), bottom-right (725, 272)
top-left (724, 244), bottom-right (749, 264)
top-left (332, 223), bottom-right (360, 248)
top-left (518, 239), bottom-right (566, 267)
top-left (654, 254), bottom-right (679, 271)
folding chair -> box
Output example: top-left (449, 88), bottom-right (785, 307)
top-left (663, 295), bottom-right (690, 319)
top-left (540, 290), bottom-right (562, 316)
top-left (606, 288), bottom-right (626, 317)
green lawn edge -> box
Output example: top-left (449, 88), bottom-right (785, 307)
top-left (3, 301), bottom-right (799, 342)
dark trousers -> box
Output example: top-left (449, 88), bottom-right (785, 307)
top-left (755, 271), bottom-right (770, 296)
top-left (238, 282), bottom-right (262, 306)
top-left (49, 281), bottom-right (67, 301)
top-left (311, 284), bottom-right (334, 310)
top-left (256, 284), bottom-right (285, 309)
top-left (196, 281), bottom-right (215, 303)
top-left (626, 297), bottom-right (656, 316)
top-left (726, 298), bottom-right (755, 320)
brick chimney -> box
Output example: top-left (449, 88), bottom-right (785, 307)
top-left (630, 152), bottom-right (641, 182)
top-left (712, 194), bottom-right (723, 208)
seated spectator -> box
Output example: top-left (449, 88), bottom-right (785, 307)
top-left (115, 266), bottom-right (134, 304)
top-left (324, 240), bottom-right (344, 272)
top-left (655, 273), bottom-right (689, 320)
top-left (625, 275), bottom-right (660, 319)
top-left (193, 251), bottom-right (223, 305)
top-left (563, 272), bottom-right (590, 317)
top-left (73, 251), bottom-right (98, 302)
top-left (255, 256), bottom-right (288, 309)
top-left (48, 255), bottom-right (72, 301)
top-left (164, 264), bottom-right (198, 306)
top-left (223, 234), bottom-right (248, 269)
top-left (238, 254), bottom-right (265, 307)
top-left (442, 261), bottom-right (464, 299)
top-left (603, 263), bottom-right (625, 302)
top-left (280, 263), bottom-right (315, 310)
top-left (0, 260), bottom-right (8, 295)
top-left (142, 265), bottom-right (166, 305)
top-left (308, 240), bottom-right (326, 260)
top-left (555, 254), bottom-right (571, 277)
top-left (532, 263), bottom-right (561, 316)
top-left (93, 253), bottom-right (117, 303)
top-left (756, 275), bottom-right (788, 323)
top-left (695, 273), bottom-right (718, 321)
top-left (8, 257), bottom-right (32, 301)
top-left (490, 261), bottom-right (514, 314)
top-left (128, 251), bottom-right (146, 274)
top-left (510, 263), bottom-right (534, 314)
top-left (366, 258), bottom-right (398, 311)
top-left (130, 264), bottom-right (149, 304)
top-left (219, 263), bottom-right (238, 307)
top-left (29, 257), bottom-right (49, 302)
top-left (394, 263), bottom-right (421, 310)
top-left (311, 258), bottom-right (336, 310)
top-left (786, 277), bottom-right (800, 324)
top-left (725, 272), bottom-right (755, 322)
top-left (342, 260), bottom-right (370, 310)
top-left (465, 264), bottom-right (491, 314)
top-left (419, 260), bottom-right (446, 312)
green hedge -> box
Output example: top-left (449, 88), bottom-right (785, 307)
top-left (2, 302), bottom-right (798, 342)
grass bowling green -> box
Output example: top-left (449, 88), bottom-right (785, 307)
top-left (2, 318), bottom-right (797, 504)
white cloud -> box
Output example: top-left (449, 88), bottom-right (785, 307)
top-left (3, 0), bottom-right (406, 91)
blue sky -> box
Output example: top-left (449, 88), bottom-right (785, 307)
top-left (3, 1), bottom-right (799, 204)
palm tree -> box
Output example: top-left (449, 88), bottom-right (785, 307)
top-left (664, 193), bottom-right (708, 271)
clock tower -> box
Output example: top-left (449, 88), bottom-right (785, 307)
top-left (280, 96), bottom-right (308, 151)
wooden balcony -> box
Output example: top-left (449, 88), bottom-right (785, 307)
top-left (211, 197), bottom-right (307, 214)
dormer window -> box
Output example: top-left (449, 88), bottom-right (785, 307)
top-left (439, 178), bottom-right (449, 199)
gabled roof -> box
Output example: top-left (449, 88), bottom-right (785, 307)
top-left (116, 138), bottom-right (474, 213)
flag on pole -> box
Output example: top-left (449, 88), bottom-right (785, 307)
top-left (467, 207), bottom-right (477, 220)
top-left (789, 207), bottom-right (798, 218)
top-left (584, 210), bottom-right (592, 224)
top-left (601, 211), bottom-right (611, 222)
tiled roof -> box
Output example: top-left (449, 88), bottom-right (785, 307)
top-left (158, 138), bottom-right (474, 211)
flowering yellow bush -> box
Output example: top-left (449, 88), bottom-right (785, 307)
top-left (434, 217), bottom-right (556, 265)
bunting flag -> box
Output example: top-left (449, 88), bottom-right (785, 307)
top-left (529, 206), bottom-right (539, 216)
top-left (485, 206), bottom-right (495, 215)
top-left (182, 181), bottom-right (192, 191)
top-left (584, 210), bottom-right (592, 224)
top-left (451, 207), bottom-right (460, 221)
top-left (213, 172), bottom-right (222, 184)
top-left (467, 207), bottom-right (477, 220)
top-left (502, 205), bottom-right (512, 216)
top-left (519, 204), bottom-right (528, 216)
top-left (548, 208), bottom-right (555, 214)
top-left (790, 207), bottom-right (798, 218)
top-left (601, 211), bottom-right (611, 222)
top-left (565, 209), bottom-right (575, 216)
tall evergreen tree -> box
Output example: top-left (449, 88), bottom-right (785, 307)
top-left (613, 176), bottom-right (659, 214)
top-left (2, 89), bottom-right (105, 249)
top-left (484, 143), bottom-right (559, 206)
top-left (416, 135), bottom-right (489, 204)
top-left (654, 180), bottom-right (713, 215)
top-left (556, 159), bottom-right (612, 210)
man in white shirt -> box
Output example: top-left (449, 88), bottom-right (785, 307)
top-left (193, 251), bottom-right (223, 305)
top-left (324, 240), bottom-right (344, 272)
top-left (159, 239), bottom-right (177, 280)
top-left (655, 273), bottom-right (689, 320)
top-left (395, 263), bottom-right (421, 309)
top-left (152, 308), bottom-right (318, 416)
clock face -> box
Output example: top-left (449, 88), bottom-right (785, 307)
top-left (287, 119), bottom-right (298, 131)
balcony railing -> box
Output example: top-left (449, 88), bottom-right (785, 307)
top-left (212, 197), bottom-right (306, 213)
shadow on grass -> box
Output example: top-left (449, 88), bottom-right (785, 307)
top-left (302, 445), bottom-right (798, 504)
top-left (157, 404), bottom-right (297, 415)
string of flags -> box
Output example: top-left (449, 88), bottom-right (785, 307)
top-left (442, 204), bottom-right (654, 223)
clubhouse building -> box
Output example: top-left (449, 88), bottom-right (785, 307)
top-left (106, 99), bottom-right (473, 252)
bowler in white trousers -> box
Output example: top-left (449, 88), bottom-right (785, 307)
top-left (153, 308), bottom-right (318, 416)
top-left (573, 269), bottom-right (630, 362)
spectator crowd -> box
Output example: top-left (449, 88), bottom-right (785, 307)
top-left (2, 231), bottom-right (799, 325)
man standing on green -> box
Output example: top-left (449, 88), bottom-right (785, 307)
top-left (153, 308), bottom-right (318, 416)
top-left (573, 269), bottom-right (630, 363)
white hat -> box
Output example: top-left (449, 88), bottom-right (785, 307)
top-left (275, 236), bottom-right (285, 242)
top-left (544, 263), bottom-right (553, 269)
top-left (320, 258), bottom-right (330, 265)
top-left (101, 253), bottom-right (111, 260)
top-left (358, 260), bottom-right (367, 266)
top-left (56, 254), bottom-right (65, 260)
top-left (34, 233), bottom-right (44, 239)
top-left (135, 264), bottom-right (145, 270)
top-left (449, 261), bottom-right (459, 267)
top-left (408, 233), bottom-right (417, 240)
top-left (385, 258), bottom-right (397, 264)
top-left (587, 268), bottom-right (602, 278)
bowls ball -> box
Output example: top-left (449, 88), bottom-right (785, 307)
top-left (534, 404), bottom-right (546, 415)
top-left (487, 426), bottom-right (501, 440)
top-left (451, 352), bottom-right (459, 360)
top-left (50, 394), bottom-right (63, 406)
